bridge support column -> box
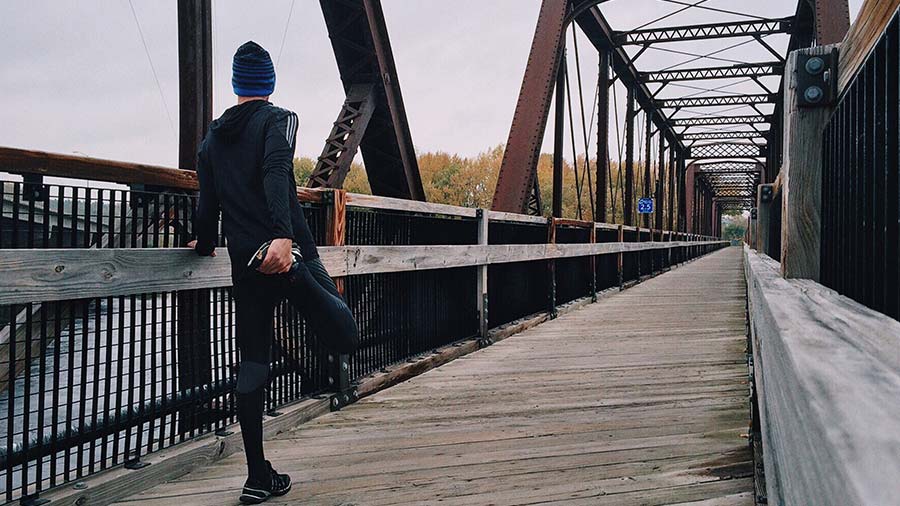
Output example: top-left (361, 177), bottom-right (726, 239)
top-left (596, 50), bottom-right (610, 223)
top-left (780, 45), bottom-right (838, 280)
top-left (175, 0), bottom-right (214, 436)
top-left (624, 88), bottom-right (636, 226)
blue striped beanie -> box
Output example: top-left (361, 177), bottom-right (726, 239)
top-left (232, 41), bottom-right (276, 97)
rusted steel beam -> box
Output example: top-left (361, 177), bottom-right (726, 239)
top-left (307, 84), bottom-right (376, 189)
top-left (616, 17), bottom-right (793, 45)
top-left (318, 0), bottom-right (425, 201)
top-left (492, 0), bottom-right (570, 213)
top-left (624, 87), bottom-right (635, 226)
top-left (814, 0), bottom-right (850, 45)
top-left (575, 6), bottom-right (682, 149)
top-left (177, 0), bottom-right (212, 172)
top-left (657, 94), bottom-right (776, 109)
top-left (640, 62), bottom-right (783, 83)
top-left (553, 56), bottom-right (566, 218)
top-left (671, 115), bottom-right (771, 127)
top-left (596, 49), bottom-right (610, 223)
top-left (176, 0), bottom-right (213, 435)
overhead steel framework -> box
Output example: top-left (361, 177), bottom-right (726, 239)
top-left (671, 115), bottom-right (771, 127)
top-left (616, 17), bottom-right (793, 45)
top-left (640, 62), bottom-right (784, 83)
top-left (491, 0), bottom-right (849, 236)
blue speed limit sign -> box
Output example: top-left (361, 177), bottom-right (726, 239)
top-left (638, 198), bottom-right (654, 214)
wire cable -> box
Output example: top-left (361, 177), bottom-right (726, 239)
top-left (635, 0), bottom-right (709, 31)
top-left (127, 0), bottom-right (176, 138)
top-left (277, 0), bottom-right (297, 66)
top-left (659, 0), bottom-right (769, 21)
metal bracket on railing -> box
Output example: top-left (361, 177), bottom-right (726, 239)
top-left (19, 494), bottom-right (50, 506)
top-left (124, 455), bottom-right (150, 470)
top-left (327, 353), bottom-right (358, 411)
top-left (22, 174), bottom-right (48, 202)
top-left (796, 49), bottom-right (838, 108)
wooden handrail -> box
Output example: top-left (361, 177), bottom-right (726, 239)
top-left (838, 0), bottom-right (900, 92)
top-left (0, 146), bottom-right (720, 238)
top-left (0, 146), bottom-right (200, 190)
top-left (0, 240), bottom-right (728, 305)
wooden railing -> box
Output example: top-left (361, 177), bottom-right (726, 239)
top-left (0, 146), bottom-right (725, 503)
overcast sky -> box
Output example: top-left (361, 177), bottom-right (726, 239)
top-left (0, 0), bottom-right (863, 169)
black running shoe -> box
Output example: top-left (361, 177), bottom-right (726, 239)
top-left (239, 461), bottom-right (292, 504)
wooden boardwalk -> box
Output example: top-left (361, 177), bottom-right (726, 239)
top-left (116, 246), bottom-right (751, 506)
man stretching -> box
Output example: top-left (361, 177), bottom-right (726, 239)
top-left (189, 41), bottom-right (358, 504)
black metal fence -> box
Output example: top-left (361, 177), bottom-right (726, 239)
top-left (0, 170), bottom-right (723, 503)
top-left (821, 12), bottom-right (900, 321)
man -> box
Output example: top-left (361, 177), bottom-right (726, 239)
top-left (189, 41), bottom-right (358, 504)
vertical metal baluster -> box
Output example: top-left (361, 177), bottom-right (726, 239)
top-left (76, 301), bottom-right (89, 477)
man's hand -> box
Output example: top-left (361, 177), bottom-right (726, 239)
top-left (259, 238), bottom-right (293, 274)
top-left (187, 240), bottom-right (216, 257)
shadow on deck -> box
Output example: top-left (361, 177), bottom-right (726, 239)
top-left (114, 247), bottom-right (751, 506)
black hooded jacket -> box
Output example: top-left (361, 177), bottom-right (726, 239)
top-left (193, 100), bottom-right (318, 279)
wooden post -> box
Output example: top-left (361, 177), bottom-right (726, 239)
top-left (757, 184), bottom-right (773, 256)
top-left (325, 189), bottom-right (348, 295)
top-left (617, 225), bottom-right (624, 290)
top-left (780, 45), bottom-right (837, 280)
top-left (476, 209), bottom-right (489, 340)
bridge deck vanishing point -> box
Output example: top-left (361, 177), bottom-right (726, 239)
top-left (114, 247), bottom-right (751, 506)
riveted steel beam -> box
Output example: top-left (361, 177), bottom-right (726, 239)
top-left (640, 62), bottom-right (783, 83)
top-left (681, 131), bottom-right (767, 141)
top-left (616, 17), bottom-right (793, 45)
top-left (657, 94), bottom-right (776, 109)
top-left (671, 115), bottom-right (771, 127)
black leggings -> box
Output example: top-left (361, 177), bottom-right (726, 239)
top-left (231, 257), bottom-right (357, 481)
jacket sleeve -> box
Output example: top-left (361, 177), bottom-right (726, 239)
top-left (262, 109), bottom-right (299, 240)
top-left (193, 145), bottom-right (220, 256)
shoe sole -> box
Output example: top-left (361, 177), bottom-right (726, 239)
top-left (239, 482), bottom-right (291, 503)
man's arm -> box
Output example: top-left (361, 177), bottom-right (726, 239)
top-left (262, 109), bottom-right (299, 240)
top-left (193, 146), bottom-right (220, 256)
top-left (256, 109), bottom-right (300, 274)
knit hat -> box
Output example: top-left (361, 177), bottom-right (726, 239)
top-left (232, 41), bottom-right (276, 97)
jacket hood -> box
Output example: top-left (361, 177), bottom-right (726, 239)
top-left (209, 100), bottom-right (269, 142)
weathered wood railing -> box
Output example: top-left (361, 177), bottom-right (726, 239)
top-left (745, 246), bottom-right (900, 505)
top-left (747, 1), bottom-right (900, 504)
top-left (0, 147), bottom-right (724, 504)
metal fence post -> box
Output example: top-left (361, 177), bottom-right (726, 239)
top-left (548, 217), bottom-right (558, 318)
top-left (476, 209), bottom-right (490, 344)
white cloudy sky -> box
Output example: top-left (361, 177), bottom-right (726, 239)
top-left (0, 0), bottom-right (864, 169)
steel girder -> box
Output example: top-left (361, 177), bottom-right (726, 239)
top-left (640, 62), bottom-right (783, 83)
top-left (314, 0), bottom-right (425, 201)
top-left (681, 131), bottom-right (767, 141)
top-left (687, 142), bottom-right (766, 160)
top-left (615, 17), bottom-right (793, 45)
top-left (657, 94), bottom-right (776, 109)
top-left (695, 161), bottom-right (762, 172)
top-left (574, 7), bottom-right (683, 148)
top-left (671, 115), bottom-right (771, 127)
top-left (492, 0), bottom-right (571, 213)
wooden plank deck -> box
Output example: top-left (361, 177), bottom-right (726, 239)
top-left (115, 246), bottom-right (751, 506)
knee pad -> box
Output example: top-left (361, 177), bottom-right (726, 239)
top-left (236, 361), bottom-right (270, 394)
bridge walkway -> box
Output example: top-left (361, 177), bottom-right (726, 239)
top-left (115, 246), bottom-right (751, 506)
